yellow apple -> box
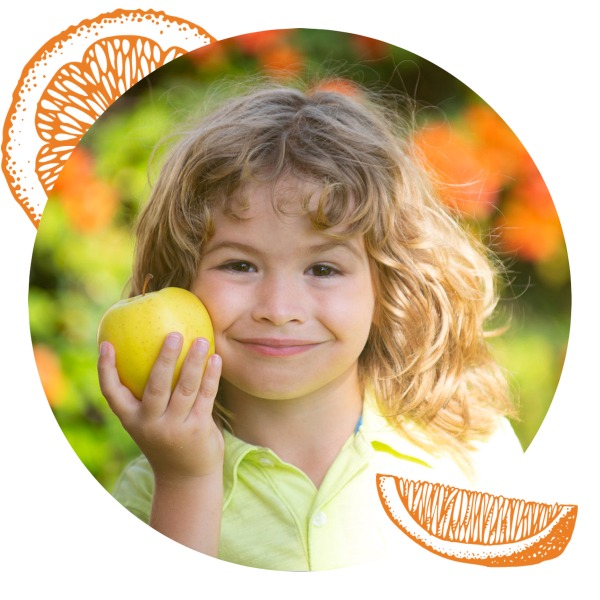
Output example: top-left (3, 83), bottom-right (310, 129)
top-left (97, 284), bottom-right (215, 400)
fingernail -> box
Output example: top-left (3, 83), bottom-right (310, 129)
top-left (166, 333), bottom-right (182, 348)
top-left (99, 341), bottom-right (109, 357)
top-left (194, 338), bottom-right (209, 353)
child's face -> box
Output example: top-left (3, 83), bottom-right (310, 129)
top-left (191, 180), bottom-right (376, 404)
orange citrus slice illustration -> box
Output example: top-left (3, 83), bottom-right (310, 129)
top-left (377, 474), bottom-right (577, 566)
top-left (2, 9), bottom-right (215, 227)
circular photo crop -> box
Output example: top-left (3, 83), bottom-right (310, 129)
top-left (29, 28), bottom-right (570, 570)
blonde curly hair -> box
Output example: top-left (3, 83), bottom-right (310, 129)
top-left (131, 80), bottom-right (515, 461)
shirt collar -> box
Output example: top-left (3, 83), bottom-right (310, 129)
top-left (222, 428), bottom-right (259, 510)
top-left (221, 388), bottom-right (436, 507)
top-left (357, 388), bottom-right (434, 469)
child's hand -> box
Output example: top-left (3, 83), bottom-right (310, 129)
top-left (98, 333), bottom-right (224, 484)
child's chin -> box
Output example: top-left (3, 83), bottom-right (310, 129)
top-left (222, 379), bottom-right (320, 403)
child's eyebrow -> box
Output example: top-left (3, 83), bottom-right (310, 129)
top-left (203, 239), bottom-right (364, 259)
top-left (202, 241), bottom-right (257, 256)
top-left (307, 239), bottom-right (364, 259)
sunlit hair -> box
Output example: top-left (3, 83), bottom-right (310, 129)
top-left (131, 79), bottom-right (515, 465)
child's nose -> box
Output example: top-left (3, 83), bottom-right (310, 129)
top-left (251, 274), bottom-right (307, 326)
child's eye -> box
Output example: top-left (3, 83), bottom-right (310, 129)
top-left (307, 264), bottom-right (340, 277)
top-left (220, 261), bottom-right (256, 273)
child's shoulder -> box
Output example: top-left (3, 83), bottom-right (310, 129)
top-left (361, 391), bottom-right (523, 490)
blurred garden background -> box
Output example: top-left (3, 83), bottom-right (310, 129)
top-left (29, 29), bottom-right (570, 493)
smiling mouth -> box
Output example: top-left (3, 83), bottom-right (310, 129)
top-left (235, 338), bottom-right (323, 357)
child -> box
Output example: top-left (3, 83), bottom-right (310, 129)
top-left (98, 81), bottom-right (523, 571)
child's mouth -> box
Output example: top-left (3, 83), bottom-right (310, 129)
top-left (234, 337), bottom-right (323, 357)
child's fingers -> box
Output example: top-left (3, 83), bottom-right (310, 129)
top-left (140, 332), bottom-right (183, 419)
top-left (167, 337), bottom-right (212, 420)
top-left (97, 341), bottom-right (138, 420)
top-left (189, 353), bottom-right (222, 420)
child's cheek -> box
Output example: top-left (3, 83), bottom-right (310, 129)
top-left (193, 277), bottom-right (243, 335)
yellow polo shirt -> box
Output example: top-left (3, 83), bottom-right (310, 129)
top-left (112, 394), bottom-right (523, 571)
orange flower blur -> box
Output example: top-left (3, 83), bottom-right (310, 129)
top-left (497, 164), bottom-right (564, 262)
top-left (414, 119), bottom-right (501, 220)
top-left (311, 78), bottom-right (360, 97)
top-left (464, 103), bottom-right (529, 178)
top-left (33, 344), bottom-right (67, 407)
top-left (257, 43), bottom-right (305, 76)
top-left (52, 146), bottom-right (119, 233)
top-left (235, 30), bottom-right (289, 54)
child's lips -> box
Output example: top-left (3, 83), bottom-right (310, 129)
top-left (234, 337), bottom-right (323, 357)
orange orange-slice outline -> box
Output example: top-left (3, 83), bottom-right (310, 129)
top-left (377, 474), bottom-right (578, 566)
top-left (1, 9), bottom-right (216, 227)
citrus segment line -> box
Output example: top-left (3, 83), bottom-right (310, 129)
top-left (377, 473), bottom-right (577, 566)
top-left (2, 9), bottom-right (216, 227)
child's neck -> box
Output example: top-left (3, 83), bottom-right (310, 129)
top-left (221, 369), bottom-right (363, 488)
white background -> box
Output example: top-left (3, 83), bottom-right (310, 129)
top-left (1, 1), bottom-right (598, 597)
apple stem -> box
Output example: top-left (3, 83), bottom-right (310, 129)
top-left (142, 273), bottom-right (154, 296)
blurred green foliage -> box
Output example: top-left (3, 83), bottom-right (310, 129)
top-left (29, 29), bottom-right (570, 491)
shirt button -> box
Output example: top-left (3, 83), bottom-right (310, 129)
top-left (311, 511), bottom-right (327, 527)
top-left (257, 456), bottom-right (274, 467)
